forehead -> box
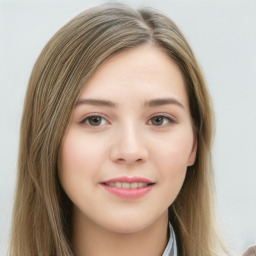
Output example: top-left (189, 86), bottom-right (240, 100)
top-left (79, 45), bottom-right (189, 109)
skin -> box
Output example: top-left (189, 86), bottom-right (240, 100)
top-left (58, 44), bottom-right (197, 256)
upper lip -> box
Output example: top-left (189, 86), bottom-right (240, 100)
top-left (101, 176), bottom-right (154, 184)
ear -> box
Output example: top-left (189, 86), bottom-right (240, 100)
top-left (187, 134), bottom-right (197, 166)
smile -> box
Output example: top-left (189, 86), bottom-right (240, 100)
top-left (100, 176), bottom-right (155, 199)
top-left (104, 182), bottom-right (150, 189)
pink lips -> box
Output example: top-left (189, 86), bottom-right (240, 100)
top-left (100, 176), bottom-right (155, 199)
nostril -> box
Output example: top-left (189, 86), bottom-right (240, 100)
top-left (110, 141), bottom-right (149, 164)
top-left (136, 158), bottom-right (146, 164)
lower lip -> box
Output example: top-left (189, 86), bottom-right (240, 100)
top-left (101, 184), bottom-right (154, 199)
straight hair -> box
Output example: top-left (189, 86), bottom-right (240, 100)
top-left (9, 3), bottom-right (229, 256)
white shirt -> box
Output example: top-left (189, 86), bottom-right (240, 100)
top-left (162, 223), bottom-right (178, 256)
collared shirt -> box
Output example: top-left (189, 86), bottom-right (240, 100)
top-left (162, 223), bottom-right (178, 256)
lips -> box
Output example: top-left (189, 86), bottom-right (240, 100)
top-left (104, 182), bottom-right (149, 189)
top-left (100, 176), bottom-right (155, 199)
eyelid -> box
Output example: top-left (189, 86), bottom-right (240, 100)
top-left (80, 113), bottom-right (111, 126)
top-left (147, 113), bottom-right (177, 125)
top-left (78, 112), bottom-right (177, 127)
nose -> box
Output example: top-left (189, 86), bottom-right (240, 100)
top-left (110, 124), bottom-right (149, 165)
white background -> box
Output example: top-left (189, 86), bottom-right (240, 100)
top-left (1, 0), bottom-right (256, 255)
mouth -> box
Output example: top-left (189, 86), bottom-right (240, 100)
top-left (102, 182), bottom-right (154, 189)
top-left (100, 176), bottom-right (155, 199)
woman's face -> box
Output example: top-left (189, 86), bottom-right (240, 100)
top-left (58, 45), bottom-right (197, 234)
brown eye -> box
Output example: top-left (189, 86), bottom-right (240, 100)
top-left (149, 115), bottom-right (175, 126)
top-left (151, 116), bottom-right (164, 126)
top-left (82, 116), bottom-right (108, 126)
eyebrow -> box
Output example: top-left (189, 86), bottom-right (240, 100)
top-left (145, 98), bottom-right (184, 108)
top-left (75, 98), bottom-right (117, 108)
top-left (75, 97), bottom-right (184, 109)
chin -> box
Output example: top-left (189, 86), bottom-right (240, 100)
top-left (99, 213), bottom-right (165, 235)
top-left (110, 223), bottom-right (148, 234)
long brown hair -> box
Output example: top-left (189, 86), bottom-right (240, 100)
top-left (9, 3), bottom-right (229, 256)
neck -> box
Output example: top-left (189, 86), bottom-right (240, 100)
top-left (72, 210), bottom-right (169, 256)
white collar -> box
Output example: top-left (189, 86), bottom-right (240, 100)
top-left (162, 222), bottom-right (178, 256)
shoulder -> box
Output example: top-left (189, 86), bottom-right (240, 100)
top-left (243, 245), bottom-right (256, 256)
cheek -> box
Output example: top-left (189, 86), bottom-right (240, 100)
top-left (58, 131), bottom-right (107, 208)
top-left (58, 131), bottom-right (101, 190)
top-left (152, 129), bottom-right (194, 168)
top-left (62, 142), bottom-right (84, 170)
top-left (59, 131), bottom-right (104, 173)
top-left (150, 128), bottom-right (194, 196)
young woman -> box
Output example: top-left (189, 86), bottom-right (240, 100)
top-left (8, 3), bottom-right (230, 256)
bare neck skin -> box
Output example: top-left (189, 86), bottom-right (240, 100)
top-left (72, 209), bottom-right (169, 256)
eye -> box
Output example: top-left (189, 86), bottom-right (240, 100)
top-left (148, 115), bottom-right (175, 126)
top-left (81, 115), bottom-right (108, 126)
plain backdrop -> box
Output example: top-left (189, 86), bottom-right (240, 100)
top-left (1, 0), bottom-right (256, 255)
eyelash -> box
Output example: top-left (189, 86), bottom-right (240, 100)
top-left (148, 114), bottom-right (177, 126)
top-left (80, 114), bottom-right (109, 127)
top-left (80, 114), bottom-right (177, 127)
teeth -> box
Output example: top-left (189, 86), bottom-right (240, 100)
top-left (106, 182), bottom-right (149, 189)
top-left (122, 182), bottom-right (130, 189)
top-left (130, 182), bottom-right (138, 189)
top-left (116, 182), bottom-right (121, 188)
